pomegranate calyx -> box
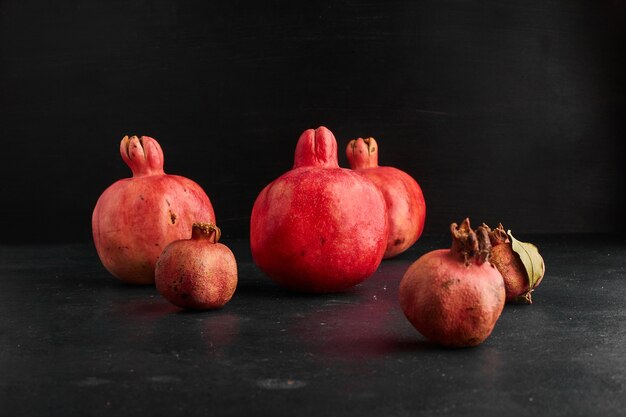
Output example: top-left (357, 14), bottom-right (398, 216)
top-left (484, 223), bottom-right (509, 246)
top-left (346, 137), bottom-right (379, 169)
top-left (450, 218), bottom-right (492, 266)
top-left (120, 135), bottom-right (165, 177)
top-left (192, 223), bottom-right (221, 243)
top-left (293, 126), bottom-right (339, 169)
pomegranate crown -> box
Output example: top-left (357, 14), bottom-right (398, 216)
top-left (293, 126), bottom-right (339, 169)
top-left (346, 137), bottom-right (379, 169)
top-left (450, 218), bottom-right (492, 266)
top-left (192, 223), bottom-right (221, 243)
top-left (120, 135), bottom-right (165, 177)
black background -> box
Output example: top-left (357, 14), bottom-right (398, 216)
top-left (1, 0), bottom-right (624, 243)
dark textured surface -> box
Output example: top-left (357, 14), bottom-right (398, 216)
top-left (1, 235), bottom-right (625, 416)
top-left (1, 0), bottom-right (625, 243)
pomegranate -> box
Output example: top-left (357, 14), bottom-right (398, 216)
top-left (486, 223), bottom-right (545, 304)
top-left (346, 137), bottom-right (426, 258)
top-left (92, 135), bottom-right (215, 284)
top-left (399, 219), bottom-right (505, 347)
top-left (155, 223), bottom-right (237, 310)
top-left (250, 126), bottom-right (388, 293)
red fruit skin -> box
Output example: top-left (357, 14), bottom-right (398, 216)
top-left (250, 127), bottom-right (388, 293)
top-left (346, 138), bottom-right (426, 259)
top-left (92, 136), bottom-right (215, 285)
top-left (155, 224), bottom-right (237, 310)
top-left (399, 229), bottom-right (505, 347)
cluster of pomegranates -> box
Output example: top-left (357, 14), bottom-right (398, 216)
top-left (92, 127), bottom-right (544, 348)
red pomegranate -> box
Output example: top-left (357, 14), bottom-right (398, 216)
top-left (155, 223), bottom-right (237, 310)
top-left (399, 219), bottom-right (505, 347)
top-left (250, 126), bottom-right (388, 293)
top-left (92, 135), bottom-right (215, 284)
top-left (346, 137), bottom-right (426, 258)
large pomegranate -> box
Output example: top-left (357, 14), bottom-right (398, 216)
top-left (346, 137), bottom-right (426, 258)
top-left (92, 135), bottom-right (215, 284)
top-left (399, 219), bottom-right (505, 347)
top-left (250, 126), bottom-right (388, 293)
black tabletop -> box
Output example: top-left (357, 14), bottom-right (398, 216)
top-left (1, 235), bottom-right (625, 416)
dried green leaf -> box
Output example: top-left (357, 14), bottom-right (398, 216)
top-left (507, 230), bottom-right (545, 289)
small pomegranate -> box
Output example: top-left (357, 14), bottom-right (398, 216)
top-left (92, 136), bottom-right (215, 284)
top-left (399, 219), bottom-right (505, 347)
top-left (346, 137), bottom-right (426, 258)
top-left (155, 223), bottom-right (237, 310)
top-left (250, 126), bottom-right (388, 293)
top-left (486, 223), bottom-right (545, 304)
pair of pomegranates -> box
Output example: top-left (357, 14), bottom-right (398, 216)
top-left (399, 218), bottom-right (545, 347)
top-left (250, 126), bottom-right (427, 293)
top-left (92, 135), bottom-right (237, 310)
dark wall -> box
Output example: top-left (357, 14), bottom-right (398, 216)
top-left (1, 0), bottom-right (624, 243)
